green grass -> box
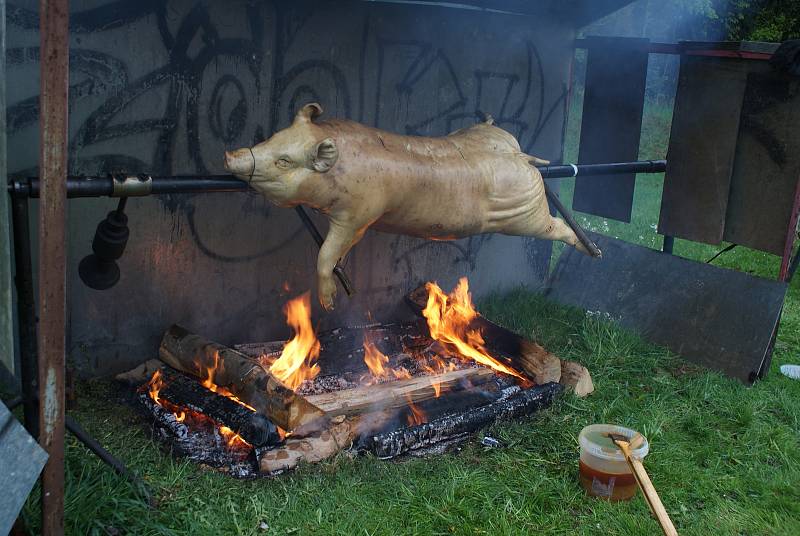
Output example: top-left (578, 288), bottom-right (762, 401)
top-left (15, 99), bottom-right (800, 535)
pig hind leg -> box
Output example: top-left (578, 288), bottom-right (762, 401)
top-left (539, 216), bottom-right (591, 255)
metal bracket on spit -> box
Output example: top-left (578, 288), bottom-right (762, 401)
top-left (111, 173), bottom-right (153, 197)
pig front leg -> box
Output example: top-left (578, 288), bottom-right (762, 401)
top-left (317, 219), bottom-right (368, 310)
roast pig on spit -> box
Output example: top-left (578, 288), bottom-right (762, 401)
top-left (224, 103), bottom-right (596, 310)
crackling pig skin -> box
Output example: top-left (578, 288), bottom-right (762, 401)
top-left (224, 103), bottom-right (592, 310)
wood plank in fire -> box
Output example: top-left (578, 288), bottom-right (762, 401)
top-left (305, 367), bottom-right (496, 418)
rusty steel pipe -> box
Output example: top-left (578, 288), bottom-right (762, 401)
top-left (37, 0), bottom-right (70, 533)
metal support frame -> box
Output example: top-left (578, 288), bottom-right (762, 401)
top-left (37, 0), bottom-right (69, 532)
top-left (11, 196), bottom-right (38, 437)
top-left (779, 175), bottom-right (800, 281)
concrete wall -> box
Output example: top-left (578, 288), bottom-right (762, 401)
top-left (6, 0), bottom-right (575, 376)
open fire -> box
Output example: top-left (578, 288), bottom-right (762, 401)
top-left (135, 277), bottom-right (587, 477)
top-left (267, 292), bottom-right (321, 390)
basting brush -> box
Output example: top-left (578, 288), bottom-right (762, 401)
top-left (606, 432), bottom-right (678, 536)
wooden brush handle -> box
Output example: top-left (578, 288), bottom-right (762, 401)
top-left (617, 441), bottom-right (678, 536)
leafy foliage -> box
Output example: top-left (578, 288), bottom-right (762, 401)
top-left (687, 0), bottom-right (800, 42)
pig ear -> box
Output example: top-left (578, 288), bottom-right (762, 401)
top-left (310, 138), bottom-right (338, 172)
top-left (295, 103), bottom-right (323, 123)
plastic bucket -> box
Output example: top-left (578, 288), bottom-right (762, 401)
top-left (578, 424), bottom-right (649, 501)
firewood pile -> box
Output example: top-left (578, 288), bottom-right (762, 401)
top-left (121, 280), bottom-right (593, 478)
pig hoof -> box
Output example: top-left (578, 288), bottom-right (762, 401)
top-left (319, 279), bottom-right (337, 310)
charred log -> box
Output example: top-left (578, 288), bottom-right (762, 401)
top-left (361, 382), bottom-right (563, 458)
top-left (158, 368), bottom-right (281, 447)
top-left (159, 324), bottom-right (326, 431)
top-left (138, 392), bottom-right (258, 479)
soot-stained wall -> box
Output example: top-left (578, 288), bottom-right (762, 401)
top-left (7, 0), bottom-right (575, 375)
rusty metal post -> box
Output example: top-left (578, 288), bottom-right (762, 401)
top-left (37, 0), bottom-right (70, 534)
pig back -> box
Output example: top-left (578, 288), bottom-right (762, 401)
top-left (316, 119), bottom-right (541, 239)
top-left (319, 119), bottom-right (520, 157)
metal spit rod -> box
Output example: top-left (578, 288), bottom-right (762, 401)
top-left (8, 159), bottom-right (667, 300)
top-left (9, 160), bottom-right (668, 198)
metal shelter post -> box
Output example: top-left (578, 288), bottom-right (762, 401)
top-left (37, 0), bottom-right (69, 533)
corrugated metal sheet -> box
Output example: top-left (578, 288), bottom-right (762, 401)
top-left (0, 401), bottom-right (48, 535)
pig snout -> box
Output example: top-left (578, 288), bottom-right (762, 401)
top-left (224, 148), bottom-right (255, 178)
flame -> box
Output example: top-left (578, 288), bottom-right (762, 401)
top-left (219, 426), bottom-right (249, 448)
top-left (200, 350), bottom-right (221, 391)
top-left (174, 411), bottom-right (186, 422)
top-left (194, 350), bottom-right (257, 411)
top-left (419, 355), bottom-right (457, 397)
top-left (363, 339), bottom-right (390, 379)
top-left (422, 278), bottom-right (526, 381)
top-left (405, 395), bottom-right (427, 426)
top-left (270, 292), bottom-right (321, 391)
top-left (147, 369), bottom-right (163, 404)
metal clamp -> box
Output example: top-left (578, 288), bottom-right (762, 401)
top-left (112, 174), bottom-right (153, 197)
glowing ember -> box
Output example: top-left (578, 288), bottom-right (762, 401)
top-left (422, 278), bottom-right (526, 381)
top-left (219, 426), bottom-right (249, 448)
top-left (270, 292), bottom-right (321, 391)
top-left (391, 367), bottom-right (412, 380)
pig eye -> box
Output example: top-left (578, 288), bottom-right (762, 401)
top-left (275, 157), bottom-right (293, 169)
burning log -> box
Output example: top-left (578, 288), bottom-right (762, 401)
top-left (304, 368), bottom-right (496, 418)
top-left (139, 391), bottom-right (258, 478)
top-left (405, 284), bottom-right (563, 384)
top-left (158, 325), bottom-right (326, 431)
top-left (157, 368), bottom-right (281, 448)
top-left (361, 382), bottom-right (563, 458)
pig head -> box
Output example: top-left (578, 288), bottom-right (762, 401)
top-left (224, 103), bottom-right (595, 310)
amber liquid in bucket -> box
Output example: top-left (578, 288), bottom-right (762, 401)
top-left (579, 460), bottom-right (638, 501)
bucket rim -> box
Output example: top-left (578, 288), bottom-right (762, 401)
top-left (579, 423), bottom-right (649, 462)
